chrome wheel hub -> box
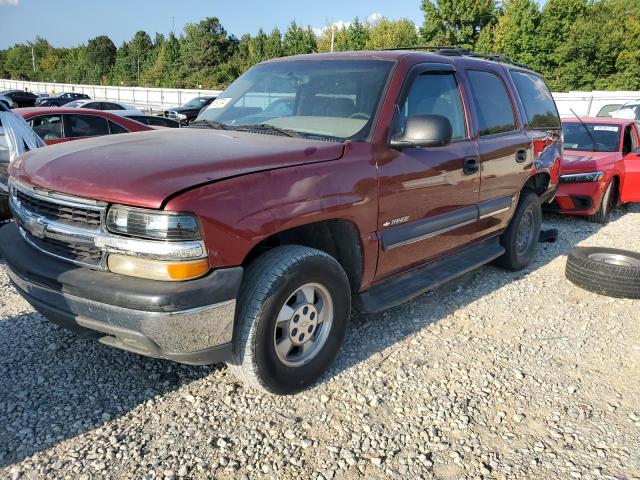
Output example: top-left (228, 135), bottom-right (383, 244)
top-left (273, 282), bottom-right (333, 367)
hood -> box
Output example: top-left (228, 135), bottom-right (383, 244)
top-left (560, 150), bottom-right (620, 174)
top-left (11, 127), bottom-right (345, 209)
top-left (166, 106), bottom-right (200, 115)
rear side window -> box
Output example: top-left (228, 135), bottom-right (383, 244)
top-left (467, 70), bottom-right (517, 137)
top-left (66, 114), bottom-right (110, 137)
top-left (29, 115), bottom-right (63, 140)
top-left (511, 71), bottom-right (560, 129)
top-left (109, 121), bottom-right (128, 134)
top-left (399, 72), bottom-right (467, 140)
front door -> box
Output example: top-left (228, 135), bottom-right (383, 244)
top-left (376, 65), bottom-right (480, 280)
top-left (620, 122), bottom-right (640, 203)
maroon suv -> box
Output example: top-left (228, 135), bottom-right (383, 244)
top-left (0, 50), bottom-right (562, 394)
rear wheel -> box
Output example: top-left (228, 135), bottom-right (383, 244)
top-left (228, 246), bottom-right (351, 394)
top-left (494, 192), bottom-right (542, 271)
top-left (586, 180), bottom-right (616, 224)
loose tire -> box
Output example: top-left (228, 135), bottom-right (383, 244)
top-left (566, 247), bottom-right (640, 299)
top-left (494, 191), bottom-right (542, 271)
top-left (228, 246), bottom-right (351, 394)
top-left (586, 180), bottom-right (616, 224)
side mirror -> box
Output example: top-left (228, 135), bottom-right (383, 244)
top-left (390, 114), bottom-right (453, 150)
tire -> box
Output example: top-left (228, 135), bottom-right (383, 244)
top-left (586, 180), bottom-right (616, 224)
top-left (566, 247), bottom-right (640, 299)
top-left (494, 191), bottom-right (542, 271)
top-left (228, 245), bottom-right (351, 395)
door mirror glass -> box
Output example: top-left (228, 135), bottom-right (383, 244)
top-left (390, 114), bottom-right (453, 149)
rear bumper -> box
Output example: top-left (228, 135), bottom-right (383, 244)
top-left (0, 222), bottom-right (243, 365)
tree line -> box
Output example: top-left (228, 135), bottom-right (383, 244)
top-left (1, 0), bottom-right (638, 92)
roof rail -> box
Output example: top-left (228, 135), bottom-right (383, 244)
top-left (380, 45), bottom-right (531, 69)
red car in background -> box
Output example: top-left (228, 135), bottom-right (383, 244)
top-left (14, 107), bottom-right (152, 145)
top-left (550, 117), bottom-right (640, 223)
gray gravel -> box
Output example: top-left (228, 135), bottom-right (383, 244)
top-left (1, 205), bottom-right (640, 480)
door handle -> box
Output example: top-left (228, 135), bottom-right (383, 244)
top-left (463, 156), bottom-right (479, 175)
top-left (516, 149), bottom-right (527, 163)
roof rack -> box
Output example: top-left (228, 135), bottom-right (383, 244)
top-left (381, 46), bottom-right (531, 69)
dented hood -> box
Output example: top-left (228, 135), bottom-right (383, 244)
top-left (11, 127), bottom-right (344, 208)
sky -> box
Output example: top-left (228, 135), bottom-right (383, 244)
top-left (0, 0), bottom-right (425, 49)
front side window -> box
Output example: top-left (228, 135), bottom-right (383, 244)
top-left (396, 71), bottom-right (467, 140)
top-left (197, 60), bottom-right (394, 141)
top-left (510, 70), bottom-right (560, 130)
top-left (562, 122), bottom-right (620, 152)
top-left (467, 70), bottom-right (517, 137)
top-left (66, 114), bottom-right (110, 138)
top-left (29, 115), bottom-right (63, 140)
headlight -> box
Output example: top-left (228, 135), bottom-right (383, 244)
top-left (106, 205), bottom-right (201, 241)
top-left (559, 171), bottom-right (605, 183)
top-left (177, 113), bottom-right (188, 120)
top-left (105, 205), bottom-right (209, 281)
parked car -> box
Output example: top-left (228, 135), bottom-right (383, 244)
top-left (39, 92), bottom-right (91, 107)
top-left (35, 93), bottom-right (50, 105)
top-left (0, 94), bottom-right (18, 110)
top-left (0, 102), bottom-right (45, 220)
top-left (65, 100), bottom-right (144, 116)
top-left (15, 107), bottom-right (153, 145)
top-left (609, 103), bottom-right (640, 120)
top-left (596, 104), bottom-right (623, 117)
top-left (547, 117), bottom-right (640, 223)
top-left (0, 90), bottom-right (38, 107)
top-left (123, 114), bottom-right (181, 128)
top-left (163, 96), bottom-right (216, 123)
top-left (0, 50), bottom-right (562, 394)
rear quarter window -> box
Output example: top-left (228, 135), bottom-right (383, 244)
top-left (510, 70), bottom-right (560, 129)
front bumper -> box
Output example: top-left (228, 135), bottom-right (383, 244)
top-left (0, 222), bottom-right (243, 365)
top-left (546, 180), bottom-right (604, 215)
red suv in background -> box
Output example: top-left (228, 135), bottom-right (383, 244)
top-left (15, 107), bottom-right (152, 145)
top-left (0, 50), bottom-right (562, 394)
top-left (551, 117), bottom-right (640, 223)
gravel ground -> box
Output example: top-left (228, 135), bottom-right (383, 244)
top-left (1, 205), bottom-right (639, 480)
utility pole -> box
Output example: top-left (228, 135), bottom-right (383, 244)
top-left (31, 46), bottom-right (36, 72)
top-left (330, 28), bottom-right (335, 53)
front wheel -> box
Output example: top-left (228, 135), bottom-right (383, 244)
top-left (494, 192), bottom-right (542, 271)
top-left (228, 246), bottom-right (351, 394)
top-left (587, 180), bottom-right (616, 224)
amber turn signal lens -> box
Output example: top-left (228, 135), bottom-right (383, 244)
top-left (108, 255), bottom-right (209, 281)
top-left (166, 259), bottom-right (210, 280)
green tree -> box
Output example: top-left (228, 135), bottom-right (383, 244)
top-left (365, 18), bottom-right (418, 49)
top-left (282, 21), bottom-right (317, 55)
top-left (264, 27), bottom-right (283, 59)
top-left (421, 0), bottom-right (497, 47)
top-left (491, 0), bottom-right (540, 67)
top-left (345, 18), bottom-right (370, 50)
top-left (144, 33), bottom-right (182, 87)
top-left (86, 35), bottom-right (116, 84)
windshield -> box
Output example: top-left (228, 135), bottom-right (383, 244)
top-left (184, 97), bottom-right (210, 108)
top-left (562, 122), bottom-right (621, 152)
top-left (196, 59), bottom-right (394, 141)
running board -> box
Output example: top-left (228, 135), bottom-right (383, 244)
top-left (354, 237), bottom-right (505, 313)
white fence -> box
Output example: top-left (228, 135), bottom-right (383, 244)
top-left (2, 78), bottom-right (640, 118)
top-left (0, 79), bottom-right (222, 114)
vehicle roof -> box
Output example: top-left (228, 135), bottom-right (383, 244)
top-left (15, 107), bottom-right (129, 118)
top-left (562, 116), bottom-right (634, 125)
top-left (261, 49), bottom-right (538, 74)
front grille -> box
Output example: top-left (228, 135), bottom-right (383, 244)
top-left (164, 110), bottom-right (178, 119)
top-left (27, 233), bottom-right (103, 266)
top-left (16, 189), bottom-right (102, 228)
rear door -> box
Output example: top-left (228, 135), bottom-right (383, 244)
top-left (465, 68), bottom-right (535, 236)
top-left (28, 114), bottom-right (66, 145)
top-left (620, 122), bottom-right (640, 202)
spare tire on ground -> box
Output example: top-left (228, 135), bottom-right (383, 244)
top-left (566, 247), bottom-right (640, 299)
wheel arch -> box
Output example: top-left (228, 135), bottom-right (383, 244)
top-left (242, 218), bottom-right (364, 293)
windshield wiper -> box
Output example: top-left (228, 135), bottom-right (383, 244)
top-left (570, 108), bottom-right (598, 152)
top-left (234, 124), bottom-right (301, 138)
top-left (189, 119), bottom-right (229, 130)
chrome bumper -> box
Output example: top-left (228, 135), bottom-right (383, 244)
top-left (9, 268), bottom-right (236, 364)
